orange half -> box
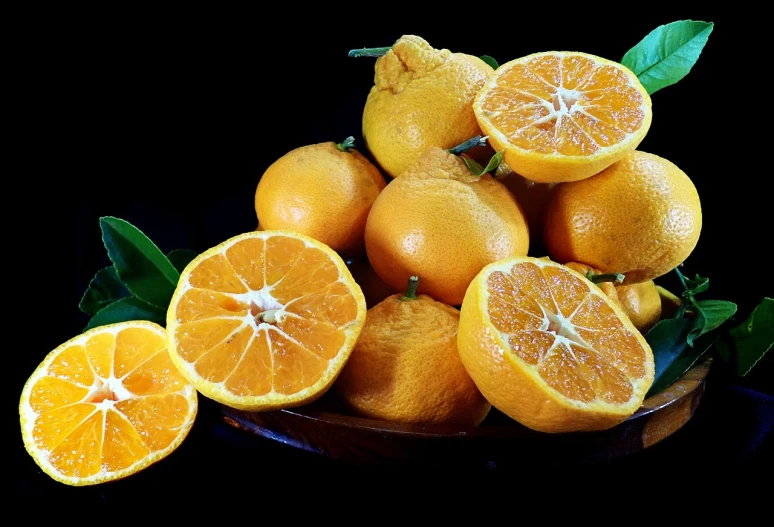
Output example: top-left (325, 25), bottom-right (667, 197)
top-left (166, 230), bottom-right (367, 411)
top-left (19, 321), bottom-right (197, 486)
top-left (457, 257), bottom-right (654, 433)
top-left (474, 52), bottom-right (652, 183)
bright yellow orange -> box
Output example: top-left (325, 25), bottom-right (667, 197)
top-left (19, 321), bottom-right (197, 486)
top-left (362, 35), bottom-right (493, 178)
top-left (616, 280), bottom-right (662, 334)
top-left (364, 147), bottom-right (529, 306)
top-left (543, 150), bottom-right (702, 283)
top-left (166, 230), bottom-right (367, 411)
top-left (474, 52), bottom-right (652, 183)
top-left (457, 256), bottom-right (655, 433)
top-left (254, 139), bottom-right (386, 256)
top-left (335, 278), bottom-right (490, 426)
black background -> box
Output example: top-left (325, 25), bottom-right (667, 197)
top-left (15, 7), bottom-right (772, 502)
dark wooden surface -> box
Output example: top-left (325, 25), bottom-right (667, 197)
top-left (221, 354), bottom-right (712, 467)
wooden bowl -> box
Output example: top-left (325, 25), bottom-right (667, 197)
top-left (221, 354), bottom-right (711, 467)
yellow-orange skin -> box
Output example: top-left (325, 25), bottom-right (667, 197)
top-left (543, 150), bottom-right (702, 284)
top-left (496, 160), bottom-right (556, 245)
top-left (616, 280), bottom-right (662, 334)
top-left (563, 261), bottom-right (623, 309)
top-left (255, 142), bottom-right (386, 256)
top-left (335, 292), bottom-right (490, 426)
top-left (362, 35), bottom-right (493, 178)
top-left (364, 147), bottom-right (530, 306)
top-left (457, 257), bottom-right (654, 433)
top-left (474, 51), bottom-right (652, 183)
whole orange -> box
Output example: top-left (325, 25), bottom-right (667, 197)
top-left (495, 160), bottom-right (556, 245)
top-left (254, 138), bottom-right (386, 256)
top-left (364, 147), bottom-right (530, 306)
top-left (361, 35), bottom-right (493, 178)
top-left (563, 261), bottom-right (623, 309)
top-left (543, 150), bottom-right (702, 283)
top-left (335, 277), bottom-right (491, 426)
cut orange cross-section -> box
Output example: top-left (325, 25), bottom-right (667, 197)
top-left (474, 51), bottom-right (652, 183)
top-left (457, 257), bottom-right (654, 433)
top-left (19, 321), bottom-right (197, 486)
top-left (166, 230), bottom-right (367, 411)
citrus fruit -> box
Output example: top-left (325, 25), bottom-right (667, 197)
top-left (616, 280), bottom-right (662, 333)
top-left (657, 285), bottom-right (682, 319)
top-left (166, 230), bottom-right (367, 411)
top-left (364, 146), bottom-right (529, 306)
top-left (457, 256), bottom-right (655, 433)
top-left (360, 35), bottom-right (493, 178)
top-left (19, 321), bottom-right (197, 486)
top-left (474, 51), bottom-right (652, 183)
top-left (543, 150), bottom-right (702, 283)
top-left (254, 137), bottom-right (386, 256)
top-left (335, 277), bottom-right (490, 426)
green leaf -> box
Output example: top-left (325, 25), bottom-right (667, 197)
top-left (78, 266), bottom-right (130, 317)
top-left (100, 217), bottom-right (179, 310)
top-left (84, 296), bottom-right (166, 331)
top-left (684, 273), bottom-right (709, 295)
top-left (621, 20), bottom-right (713, 94)
top-left (687, 299), bottom-right (737, 347)
top-left (716, 298), bottom-right (774, 376)
top-left (645, 317), bottom-right (717, 397)
top-left (167, 249), bottom-right (198, 274)
top-left (462, 151), bottom-right (503, 177)
top-left (480, 55), bottom-right (499, 69)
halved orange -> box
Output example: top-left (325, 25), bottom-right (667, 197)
top-left (166, 230), bottom-right (367, 411)
top-left (457, 256), bottom-right (654, 433)
top-left (19, 321), bottom-right (197, 486)
top-left (474, 51), bottom-right (652, 183)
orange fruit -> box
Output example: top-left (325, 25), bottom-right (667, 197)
top-left (457, 256), bottom-right (655, 433)
top-left (254, 138), bottom-right (386, 256)
top-left (657, 285), bottom-right (682, 319)
top-left (335, 277), bottom-right (490, 426)
top-left (166, 230), bottom-right (367, 411)
top-left (364, 147), bottom-right (529, 306)
top-left (616, 280), bottom-right (662, 334)
top-left (474, 51), bottom-right (652, 183)
top-left (19, 321), bottom-right (197, 486)
top-left (543, 150), bottom-right (702, 283)
top-left (361, 35), bottom-right (493, 178)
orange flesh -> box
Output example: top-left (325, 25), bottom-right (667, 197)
top-left (173, 235), bottom-right (359, 397)
top-left (486, 262), bottom-right (648, 404)
top-left (27, 327), bottom-right (192, 478)
top-left (479, 54), bottom-right (646, 155)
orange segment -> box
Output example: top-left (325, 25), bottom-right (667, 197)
top-left (474, 51), bottom-right (652, 183)
top-left (166, 230), bottom-right (367, 411)
top-left (457, 256), bottom-right (654, 433)
top-left (19, 321), bottom-right (197, 486)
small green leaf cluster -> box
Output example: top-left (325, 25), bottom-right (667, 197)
top-left (78, 217), bottom-right (198, 331)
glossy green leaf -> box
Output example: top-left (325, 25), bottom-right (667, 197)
top-left (687, 299), bottom-right (737, 347)
top-left (621, 20), bottom-right (713, 94)
top-left (78, 266), bottom-right (130, 317)
top-left (100, 216), bottom-right (179, 309)
top-left (480, 55), bottom-right (499, 69)
top-left (167, 249), bottom-right (198, 274)
top-left (645, 316), bottom-right (717, 397)
top-left (684, 273), bottom-right (709, 295)
top-left (84, 296), bottom-right (166, 331)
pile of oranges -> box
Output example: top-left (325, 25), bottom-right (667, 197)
top-left (21, 35), bottom-right (703, 485)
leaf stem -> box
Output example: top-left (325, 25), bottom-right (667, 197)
top-left (448, 135), bottom-right (488, 156)
top-left (587, 272), bottom-right (625, 284)
top-left (675, 266), bottom-right (689, 291)
top-left (400, 276), bottom-right (419, 301)
top-left (348, 47), bottom-right (391, 58)
top-left (336, 136), bottom-right (356, 152)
